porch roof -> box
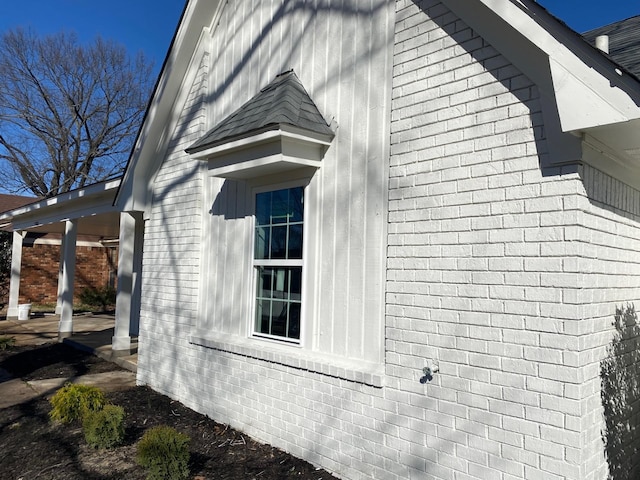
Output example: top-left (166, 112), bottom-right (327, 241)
top-left (0, 178), bottom-right (122, 239)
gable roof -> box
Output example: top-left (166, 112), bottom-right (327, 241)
top-left (583, 16), bottom-right (640, 78)
top-left (186, 71), bottom-right (333, 155)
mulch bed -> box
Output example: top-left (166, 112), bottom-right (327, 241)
top-left (0, 343), bottom-right (339, 480)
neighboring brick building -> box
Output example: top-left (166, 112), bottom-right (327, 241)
top-left (18, 235), bottom-right (117, 305)
top-left (0, 193), bottom-right (117, 308)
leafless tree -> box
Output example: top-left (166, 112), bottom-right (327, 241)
top-left (0, 28), bottom-right (154, 197)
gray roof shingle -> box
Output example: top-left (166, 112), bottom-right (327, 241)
top-left (583, 15), bottom-right (640, 78)
top-left (187, 70), bottom-right (333, 154)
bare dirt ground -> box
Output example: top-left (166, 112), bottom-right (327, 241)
top-left (0, 342), bottom-right (339, 480)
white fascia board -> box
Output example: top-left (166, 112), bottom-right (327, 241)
top-left (206, 155), bottom-right (322, 180)
top-left (442, 0), bottom-right (640, 132)
top-left (548, 57), bottom-right (640, 132)
top-left (191, 130), bottom-right (284, 160)
top-left (116, 0), bottom-right (222, 215)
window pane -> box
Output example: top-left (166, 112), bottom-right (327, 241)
top-left (289, 187), bottom-right (304, 222)
top-left (256, 191), bottom-right (271, 226)
top-left (290, 267), bottom-right (302, 301)
top-left (273, 268), bottom-right (287, 295)
top-left (288, 224), bottom-right (303, 259)
top-left (271, 189), bottom-right (289, 224)
top-left (270, 226), bottom-right (287, 259)
top-left (256, 267), bottom-right (273, 299)
top-left (255, 298), bottom-right (271, 334)
top-left (288, 303), bottom-right (301, 339)
top-left (270, 301), bottom-right (287, 336)
top-left (255, 227), bottom-right (270, 260)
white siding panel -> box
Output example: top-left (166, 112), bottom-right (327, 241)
top-left (140, 1), bottom-right (395, 479)
top-left (195, 0), bottom-right (391, 364)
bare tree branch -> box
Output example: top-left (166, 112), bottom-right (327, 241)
top-left (0, 29), bottom-right (154, 197)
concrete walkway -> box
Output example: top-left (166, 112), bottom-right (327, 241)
top-left (0, 313), bottom-right (138, 409)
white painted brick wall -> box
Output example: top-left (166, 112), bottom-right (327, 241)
top-left (136, 51), bottom-right (209, 389)
top-left (135, 1), bottom-right (640, 480)
top-left (571, 164), bottom-right (640, 480)
top-left (389, 2), bottom-right (640, 480)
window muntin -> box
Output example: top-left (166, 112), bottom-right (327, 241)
top-left (253, 186), bottom-right (303, 342)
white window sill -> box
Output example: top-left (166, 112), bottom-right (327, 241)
top-left (188, 331), bottom-right (384, 388)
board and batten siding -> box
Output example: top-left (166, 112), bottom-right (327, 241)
top-left (195, 0), bottom-right (394, 366)
top-left (139, 0), bottom-right (394, 406)
top-left (137, 0), bottom-right (640, 479)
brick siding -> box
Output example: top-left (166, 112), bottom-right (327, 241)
top-left (388, 1), bottom-right (640, 479)
top-left (135, 1), bottom-right (640, 480)
top-left (19, 242), bottom-right (117, 304)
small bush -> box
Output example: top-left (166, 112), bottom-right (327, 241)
top-left (83, 404), bottom-right (126, 449)
top-left (0, 335), bottom-right (16, 350)
top-left (136, 425), bottom-right (190, 480)
top-left (49, 383), bottom-right (106, 424)
top-left (78, 286), bottom-right (116, 310)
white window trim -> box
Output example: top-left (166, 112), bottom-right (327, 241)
top-left (192, 171), bottom-right (385, 387)
top-left (188, 125), bottom-right (333, 181)
top-left (249, 180), bottom-right (309, 346)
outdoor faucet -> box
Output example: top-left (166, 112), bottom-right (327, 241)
top-left (420, 365), bottom-right (439, 384)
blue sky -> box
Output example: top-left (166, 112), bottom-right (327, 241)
top-left (0, 1), bottom-right (186, 76)
top-left (0, 1), bottom-right (637, 73)
top-left (538, 0), bottom-right (639, 31)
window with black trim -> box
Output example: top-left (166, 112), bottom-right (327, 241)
top-left (253, 186), bottom-right (303, 342)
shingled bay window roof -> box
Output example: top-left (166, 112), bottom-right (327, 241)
top-left (186, 70), bottom-right (334, 155)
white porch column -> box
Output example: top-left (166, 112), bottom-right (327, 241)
top-left (6, 231), bottom-right (25, 318)
top-left (58, 219), bottom-right (78, 338)
top-left (55, 233), bottom-right (67, 315)
top-left (113, 211), bottom-right (143, 353)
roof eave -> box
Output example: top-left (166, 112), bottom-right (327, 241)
top-left (441, 0), bottom-right (640, 133)
top-left (186, 123), bottom-right (334, 157)
top-left (0, 178), bottom-right (122, 233)
top-left (114, 0), bottom-right (223, 216)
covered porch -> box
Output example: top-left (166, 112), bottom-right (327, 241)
top-left (0, 178), bottom-right (144, 356)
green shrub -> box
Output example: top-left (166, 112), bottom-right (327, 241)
top-left (49, 383), bottom-right (106, 424)
top-left (78, 286), bottom-right (116, 310)
top-left (136, 425), bottom-right (190, 480)
top-left (0, 335), bottom-right (16, 350)
top-left (83, 404), bottom-right (126, 449)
